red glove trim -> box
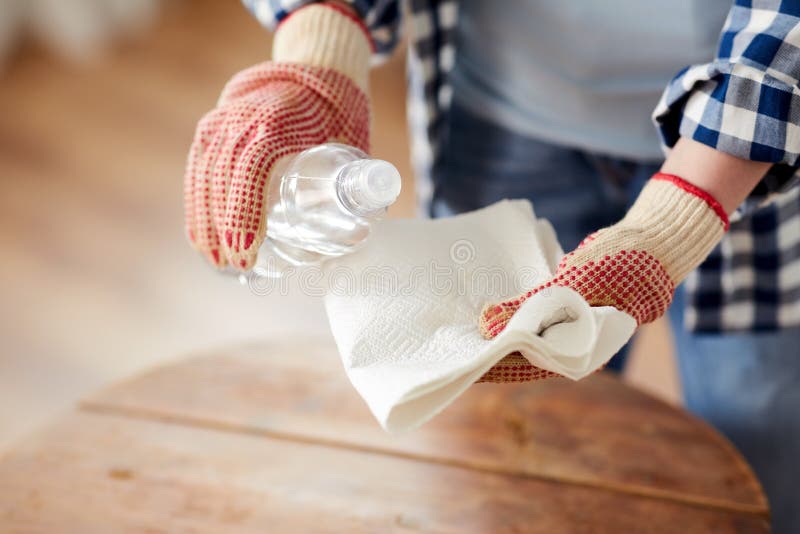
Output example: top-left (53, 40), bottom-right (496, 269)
top-left (651, 172), bottom-right (730, 231)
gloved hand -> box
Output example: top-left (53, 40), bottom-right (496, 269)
top-left (478, 173), bottom-right (729, 383)
top-left (184, 4), bottom-right (372, 270)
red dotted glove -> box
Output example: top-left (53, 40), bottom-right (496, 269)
top-left (184, 4), bottom-right (371, 270)
top-left (478, 173), bottom-right (729, 383)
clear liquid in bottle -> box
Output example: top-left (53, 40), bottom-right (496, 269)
top-left (253, 143), bottom-right (401, 278)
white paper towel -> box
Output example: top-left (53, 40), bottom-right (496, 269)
top-left (323, 200), bottom-right (637, 433)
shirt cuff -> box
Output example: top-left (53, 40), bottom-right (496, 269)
top-left (653, 61), bottom-right (800, 208)
top-left (242, 0), bottom-right (400, 61)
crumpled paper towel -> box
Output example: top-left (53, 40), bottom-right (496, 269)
top-left (323, 200), bottom-right (636, 433)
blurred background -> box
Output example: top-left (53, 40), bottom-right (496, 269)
top-left (0, 0), bottom-right (678, 452)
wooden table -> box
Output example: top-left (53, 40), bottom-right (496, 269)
top-left (0, 341), bottom-right (769, 532)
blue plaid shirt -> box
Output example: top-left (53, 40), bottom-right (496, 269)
top-left (244, 0), bottom-right (800, 333)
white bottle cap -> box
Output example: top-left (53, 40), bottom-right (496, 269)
top-left (357, 159), bottom-right (402, 209)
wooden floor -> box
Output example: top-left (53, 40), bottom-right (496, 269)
top-left (0, 0), bottom-right (678, 451)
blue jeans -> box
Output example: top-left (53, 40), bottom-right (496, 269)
top-left (432, 100), bottom-right (800, 533)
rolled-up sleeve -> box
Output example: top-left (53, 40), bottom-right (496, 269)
top-left (241, 0), bottom-right (402, 60)
top-left (654, 1), bottom-right (800, 198)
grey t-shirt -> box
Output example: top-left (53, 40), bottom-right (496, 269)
top-left (451, 0), bottom-right (731, 160)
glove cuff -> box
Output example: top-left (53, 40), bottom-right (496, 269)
top-left (273, 4), bottom-right (372, 94)
top-left (563, 173), bottom-right (728, 286)
top-left (620, 173), bottom-right (728, 283)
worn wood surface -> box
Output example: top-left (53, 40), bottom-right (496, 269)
top-left (0, 341), bottom-right (768, 532)
top-left (0, 412), bottom-right (767, 533)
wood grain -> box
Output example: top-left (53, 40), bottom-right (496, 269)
top-left (81, 341), bottom-right (767, 515)
top-left (0, 411), bottom-right (768, 533)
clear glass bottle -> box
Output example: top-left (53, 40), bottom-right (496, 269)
top-left (253, 143), bottom-right (401, 277)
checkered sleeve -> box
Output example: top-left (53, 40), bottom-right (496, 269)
top-left (654, 0), bottom-right (800, 199)
top-left (241, 0), bottom-right (402, 61)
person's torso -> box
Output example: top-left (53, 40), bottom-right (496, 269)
top-left (450, 0), bottom-right (732, 159)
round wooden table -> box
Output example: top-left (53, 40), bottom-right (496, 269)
top-left (0, 340), bottom-right (769, 532)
